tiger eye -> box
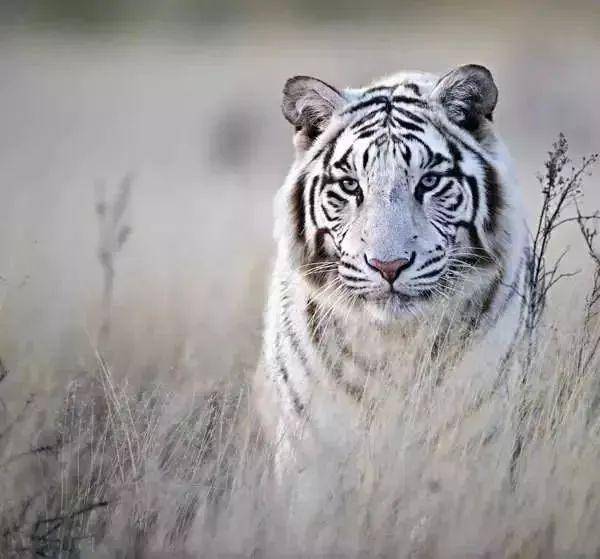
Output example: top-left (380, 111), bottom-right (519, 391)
top-left (420, 174), bottom-right (440, 189)
top-left (341, 178), bottom-right (359, 191)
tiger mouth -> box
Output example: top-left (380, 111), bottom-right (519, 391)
top-left (361, 289), bottom-right (434, 305)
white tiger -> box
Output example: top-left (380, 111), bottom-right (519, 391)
top-left (254, 65), bottom-right (530, 497)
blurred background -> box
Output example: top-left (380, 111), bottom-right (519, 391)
top-left (1, 0), bottom-right (599, 411)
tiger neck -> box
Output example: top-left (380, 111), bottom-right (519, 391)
top-left (285, 266), bottom-right (487, 389)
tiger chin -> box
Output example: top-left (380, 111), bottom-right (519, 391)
top-left (254, 65), bottom-right (530, 491)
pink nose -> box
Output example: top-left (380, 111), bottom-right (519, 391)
top-left (367, 257), bottom-right (411, 283)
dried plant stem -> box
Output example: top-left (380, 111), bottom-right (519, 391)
top-left (95, 175), bottom-right (133, 350)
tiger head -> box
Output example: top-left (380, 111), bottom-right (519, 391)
top-left (278, 65), bottom-right (521, 322)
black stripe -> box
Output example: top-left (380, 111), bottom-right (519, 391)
top-left (401, 143), bottom-right (412, 166)
top-left (290, 175), bottom-right (306, 247)
top-left (350, 110), bottom-right (382, 130)
top-left (457, 221), bottom-right (490, 262)
top-left (389, 115), bottom-right (424, 133)
top-left (434, 183), bottom-right (453, 199)
top-left (391, 95), bottom-right (427, 107)
top-left (309, 126), bottom-right (345, 165)
top-left (326, 190), bottom-right (348, 204)
top-left (333, 146), bottom-right (354, 172)
top-left (321, 202), bottom-right (335, 222)
top-left (363, 85), bottom-right (396, 94)
top-left (274, 329), bottom-right (305, 415)
top-left (416, 253), bottom-right (445, 272)
top-left (392, 106), bottom-right (426, 125)
top-left (354, 115), bottom-right (383, 130)
top-left (403, 133), bottom-right (434, 162)
top-left (465, 175), bottom-right (480, 225)
top-left (314, 227), bottom-right (334, 261)
top-left (428, 152), bottom-right (451, 169)
top-left (431, 120), bottom-right (502, 238)
top-left (445, 139), bottom-right (487, 255)
top-left (322, 141), bottom-right (336, 170)
top-left (339, 272), bottom-right (368, 283)
top-left (309, 175), bottom-right (320, 227)
top-left (305, 300), bottom-right (365, 402)
top-left (481, 158), bottom-right (502, 233)
top-left (342, 96), bottom-right (390, 115)
top-left (340, 260), bottom-right (363, 274)
top-left (403, 83), bottom-right (421, 96)
top-left (305, 299), bottom-right (324, 348)
top-left (430, 220), bottom-right (452, 240)
top-left (357, 129), bottom-right (380, 140)
top-left (479, 275), bottom-right (501, 319)
top-left (275, 351), bottom-right (305, 415)
top-left (354, 120), bottom-right (384, 136)
top-left (413, 264), bottom-right (446, 280)
top-left (362, 149), bottom-right (370, 171)
top-left (280, 289), bottom-right (311, 372)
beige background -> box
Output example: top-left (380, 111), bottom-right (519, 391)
top-left (1, 2), bottom-right (599, 408)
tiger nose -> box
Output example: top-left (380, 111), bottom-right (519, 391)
top-left (366, 255), bottom-right (413, 283)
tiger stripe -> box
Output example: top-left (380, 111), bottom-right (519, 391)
top-left (256, 66), bottom-right (531, 476)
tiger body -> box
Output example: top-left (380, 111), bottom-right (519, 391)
top-left (255, 67), bottom-right (530, 483)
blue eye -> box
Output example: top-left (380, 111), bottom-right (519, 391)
top-left (419, 174), bottom-right (441, 189)
top-left (340, 178), bottom-right (360, 192)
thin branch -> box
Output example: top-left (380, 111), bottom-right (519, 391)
top-left (0, 357), bottom-right (7, 383)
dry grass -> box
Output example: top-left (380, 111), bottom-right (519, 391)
top-left (2, 16), bottom-right (600, 556)
top-left (1, 135), bottom-right (600, 558)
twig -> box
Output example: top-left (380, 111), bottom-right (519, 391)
top-left (95, 175), bottom-right (133, 349)
top-left (524, 134), bottom-right (599, 351)
top-left (0, 357), bottom-right (7, 383)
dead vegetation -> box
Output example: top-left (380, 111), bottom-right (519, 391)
top-left (1, 138), bottom-right (600, 557)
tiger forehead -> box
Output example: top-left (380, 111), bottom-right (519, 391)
top-left (328, 125), bottom-right (455, 178)
top-left (341, 83), bottom-right (429, 115)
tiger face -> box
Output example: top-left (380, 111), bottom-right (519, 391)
top-left (281, 66), bottom-right (505, 321)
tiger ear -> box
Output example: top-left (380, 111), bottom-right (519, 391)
top-left (431, 64), bottom-right (498, 133)
top-left (282, 76), bottom-right (345, 151)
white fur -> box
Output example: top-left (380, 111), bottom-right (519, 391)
top-left (255, 70), bottom-right (530, 496)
